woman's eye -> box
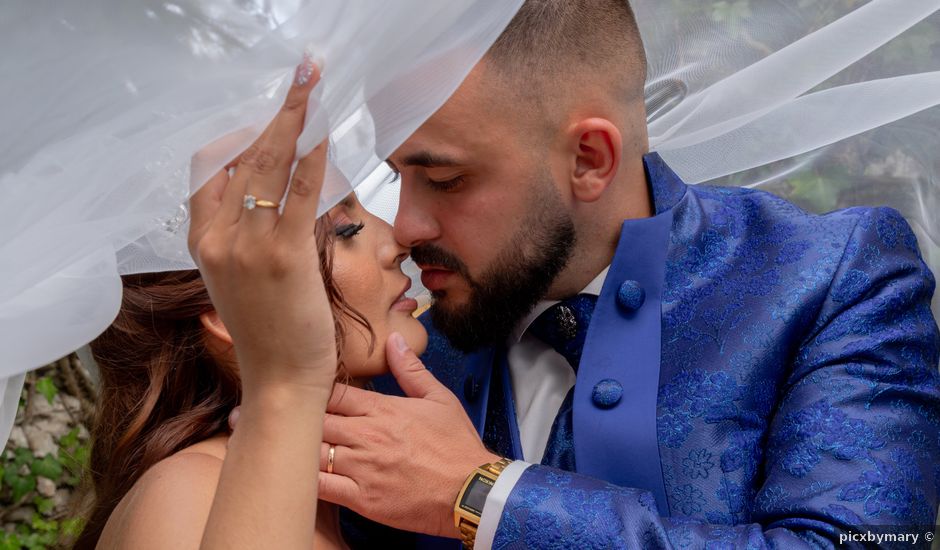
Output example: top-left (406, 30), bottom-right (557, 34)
top-left (384, 170), bottom-right (401, 185)
top-left (427, 176), bottom-right (464, 192)
top-left (335, 222), bottom-right (365, 239)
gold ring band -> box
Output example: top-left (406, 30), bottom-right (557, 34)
top-left (243, 194), bottom-right (280, 210)
top-left (327, 445), bottom-right (336, 474)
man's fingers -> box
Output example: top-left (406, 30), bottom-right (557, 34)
top-left (326, 383), bottom-right (379, 417)
top-left (387, 332), bottom-right (447, 400)
top-left (278, 138), bottom-right (329, 240)
top-left (319, 442), bottom-right (354, 475)
top-left (322, 414), bottom-right (360, 447)
top-left (317, 472), bottom-right (359, 509)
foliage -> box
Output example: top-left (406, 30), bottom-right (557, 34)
top-left (1, 371), bottom-right (90, 549)
top-left (32, 381), bottom-right (56, 409)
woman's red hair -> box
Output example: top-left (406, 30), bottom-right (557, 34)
top-left (73, 218), bottom-right (372, 548)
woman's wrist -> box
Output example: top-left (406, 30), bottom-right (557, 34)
top-left (239, 375), bottom-right (334, 418)
top-left (237, 353), bottom-right (337, 398)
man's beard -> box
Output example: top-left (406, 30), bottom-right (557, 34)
top-left (412, 178), bottom-right (576, 352)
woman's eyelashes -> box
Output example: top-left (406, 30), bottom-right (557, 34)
top-left (335, 221), bottom-right (365, 240)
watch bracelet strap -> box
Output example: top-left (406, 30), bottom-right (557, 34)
top-left (483, 457), bottom-right (513, 476)
top-left (459, 521), bottom-right (477, 550)
top-left (457, 458), bottom-right (513, 549)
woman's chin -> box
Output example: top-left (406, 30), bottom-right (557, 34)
top-left (391, 315), bottom-right (429, 357)
top-left (342, 320), bottom-right (428, 381)
top-left (404, 321), bottom-right (429, 357)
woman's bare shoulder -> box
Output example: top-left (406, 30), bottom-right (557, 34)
top-left (97, 435), bottom-right (229, 550)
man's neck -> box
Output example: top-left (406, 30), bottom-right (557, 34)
top-left (546, 154), bottom-right (651, 300)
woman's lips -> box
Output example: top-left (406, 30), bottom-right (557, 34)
top-left (419, 268), bottom-right (454, 292)
top-left (391, 278), bottom-right (418, 312)
top-left (391, 296), bottom-right (419, 313)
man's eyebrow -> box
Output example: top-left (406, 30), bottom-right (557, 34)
top-left (399, 151), bottom-right (464, 168)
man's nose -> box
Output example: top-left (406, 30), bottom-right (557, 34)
top-left (393, 188), bottom-right (440, 248)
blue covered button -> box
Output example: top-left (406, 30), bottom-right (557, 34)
top-left (617, 280), bottom-right (645, 312)
top-left (591, 379), bottom-right (623, 409)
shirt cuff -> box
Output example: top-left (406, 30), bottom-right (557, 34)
top-left (474, 461), bottom-right (532, 549)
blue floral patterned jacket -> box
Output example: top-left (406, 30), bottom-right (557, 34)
top-left (357, 153), bottom-right (940, 549)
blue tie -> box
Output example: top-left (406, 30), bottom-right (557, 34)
top-left (527, 294), bottom-right (597, 471)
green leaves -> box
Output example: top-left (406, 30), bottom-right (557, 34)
top-left (34, 377), bottom-right (58, 405)
top-left (0, 514), bottom-right (65, 550)
top-left (58, 427), bottom-right (89, 487)
top-left (29, 455), bottom-right (63, 480)
top-left (5, 470), bottom-right (36, 505)
top-left (4, 356), bottom-right (93, 548)
top-left (2, 428), bottom-right (91, 548)
top-left (32, 496), bottom-right (54, 515)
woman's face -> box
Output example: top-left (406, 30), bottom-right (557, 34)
top-left (327, 193), bottom-right (428, 380)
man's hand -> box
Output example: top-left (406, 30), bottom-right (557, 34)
top-left (318, 332), bottom-right (499, 538)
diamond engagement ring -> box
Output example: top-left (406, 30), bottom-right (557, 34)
top-left (243, 194), bottom-right (280, 210)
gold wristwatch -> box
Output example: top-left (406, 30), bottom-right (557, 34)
top-left (453, 457), bottom-right (512, 549)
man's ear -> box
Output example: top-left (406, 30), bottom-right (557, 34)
top-left (200, 310), bottom-right (233, 347)
top-left (566, 118), bottom-right (622, 203)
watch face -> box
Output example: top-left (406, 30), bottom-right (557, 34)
top-left (459, 473), bottom-right (495, 516)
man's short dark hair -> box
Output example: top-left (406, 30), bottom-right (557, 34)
top-left (485, 0), bottom-right (647, 101)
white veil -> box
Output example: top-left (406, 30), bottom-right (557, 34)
top-left (1, 0), bottom-right (938, 445)
top-left (639, 0), bottom-right (940, 306)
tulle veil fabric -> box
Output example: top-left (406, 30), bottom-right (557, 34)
top-left (0, 0), bottom-right (938, 445)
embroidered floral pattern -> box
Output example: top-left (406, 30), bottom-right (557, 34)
top-left (771, 399), bottom-right (884, 478)
top-left (447, 156), bottom-right (940, 549)
top-left (683, 449), bottom-right (716, 479)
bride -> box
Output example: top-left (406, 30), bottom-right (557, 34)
top-left (74, 61), bottom-right (417, 549)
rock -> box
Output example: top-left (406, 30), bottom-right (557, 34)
top-left (23, 425), bottom-right (58, 457)
top-left (39, 417), bottom-right (71, 437)
top-left (36, 477), bottom-right (56, 498)
top-left (62, 394), bottom-right (82, 412)
top-left (8, 426), bottom-right (28, 449)
top-left (54, 488), bottom-right (73, 512)
top-left (30, 393), bottom-right (58, 417)
top-left (6, 507), bottom-right (33, 524)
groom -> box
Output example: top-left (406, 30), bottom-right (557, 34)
top-left (321, 0), bottom-right (940, 547)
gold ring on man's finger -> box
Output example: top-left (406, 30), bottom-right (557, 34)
top-left (327, 445), bottom-right (336, 474)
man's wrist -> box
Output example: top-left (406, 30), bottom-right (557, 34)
top-left (453, 456), bottom-right (513, 548)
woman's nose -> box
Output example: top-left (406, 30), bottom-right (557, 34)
top-left (376, 217), bottom-right (410, 268)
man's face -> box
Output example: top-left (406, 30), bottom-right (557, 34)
top-left (388, 66), bottom-right (576, 351)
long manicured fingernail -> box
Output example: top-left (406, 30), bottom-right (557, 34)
top-left (392, 332), bottom-right (409, 354)
top-left (294, 52), bottom-right (316, 87)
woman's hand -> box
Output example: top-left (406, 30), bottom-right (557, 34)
top-left (187, 56), bottom-right (333, 550)
top-left (188, 57), bottom-right (336, 394)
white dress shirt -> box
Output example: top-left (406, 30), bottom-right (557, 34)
top-left (475, 266), bottom-right (610, 548)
